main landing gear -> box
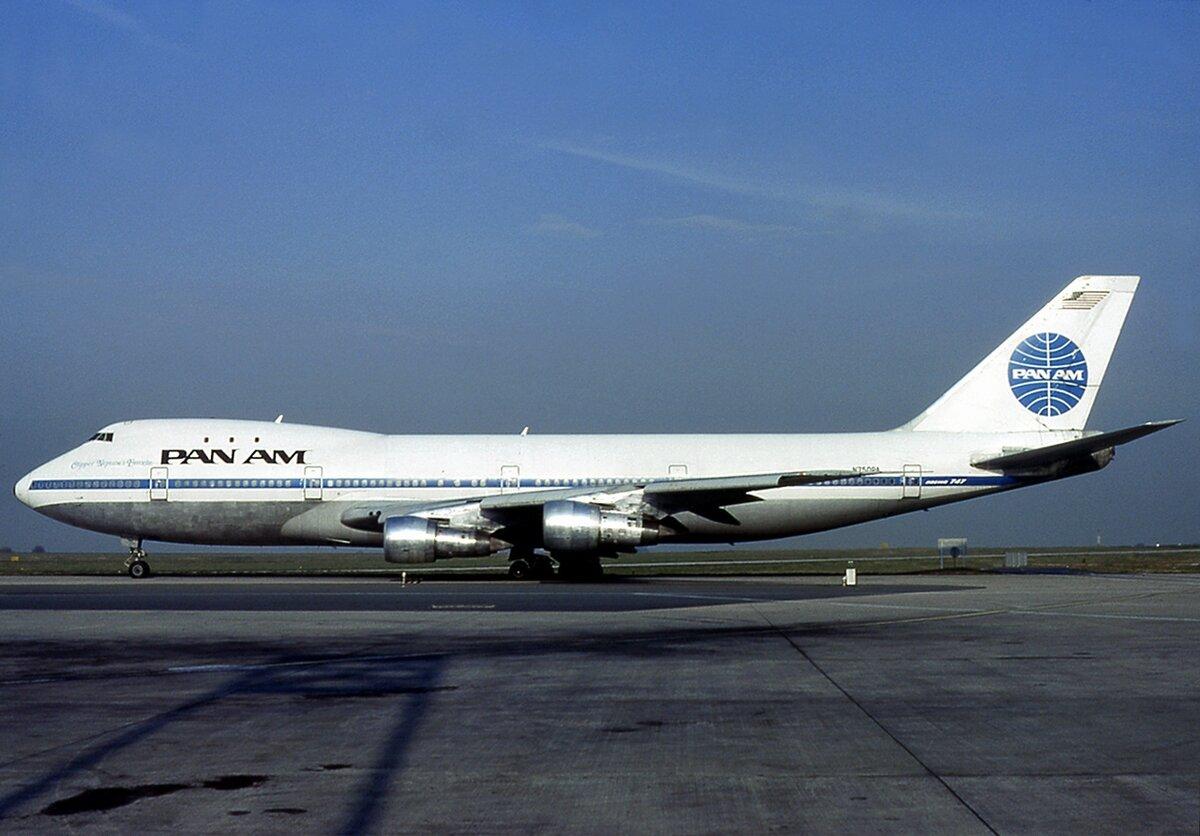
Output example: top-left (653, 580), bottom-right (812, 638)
top-left (123, 538), bottom-right (151, 579)
top-left (507, 550), bottom-right (604, 581)
top-left (507, 550), bottom-right (556, 580)
top-left (556, 554), bottom-right (604, 581)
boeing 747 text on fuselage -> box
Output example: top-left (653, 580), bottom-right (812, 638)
top-left (15, 276), bottom-right (1178, 578)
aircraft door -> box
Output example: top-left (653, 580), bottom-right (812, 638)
top-left (902, 464), bottom-right (922, 498)
top-left (150, 467), bottom-right (168, 501)
top-left (304, 466), bottom-right (323, 500)
top-left (500, 465), bottom-right (520, 494)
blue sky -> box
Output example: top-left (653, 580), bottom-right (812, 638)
top-left (2, 1), bottom-right (1197, 550)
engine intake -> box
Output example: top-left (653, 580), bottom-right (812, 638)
top-left (383, 516), bottom-right (507, 564)
top-left (542, 500), bottom-right (660, 552)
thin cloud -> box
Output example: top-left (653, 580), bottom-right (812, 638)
top-left (542, 141), bottom-right (973, 223)
top-left (529, 213), bottom-right (602, 239)
top-left (644, 214), bottom-right (816, 239)
top-left (63, 0), bottom-right (191, 56)
top-left (543, 141), bottom-right (789, 200)
top-left (808, 188), bottom-right (972, 222)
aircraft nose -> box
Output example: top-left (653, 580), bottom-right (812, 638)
top-left (14, 471), bottom-right (34, 507)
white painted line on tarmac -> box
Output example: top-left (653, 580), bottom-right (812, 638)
top-left (827, 600), bottom-right (983, 613)
top-left (1010, 609), bottom-right (1200, 624)
top-left (826, 599), bottom-right (1200, 624)
top-left (631, 591), bottom-right (764, 603)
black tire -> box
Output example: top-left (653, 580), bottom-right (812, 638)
top-left (128, 559), bottom-right (150, 579)
top-left (508, 559), bottom-right (531, 580)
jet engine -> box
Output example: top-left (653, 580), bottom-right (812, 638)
top-left (382, 516), bottom-right (507, 564)
top-left (542, 500), bottom-right (661, 552)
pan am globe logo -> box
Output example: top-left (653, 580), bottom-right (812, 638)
top-left (1008, 332), bottom-right (1088, 416)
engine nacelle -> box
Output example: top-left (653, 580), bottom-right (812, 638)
top-left (382, 516), bottom-right (506, 564)
top-left (542, 500), bottom-right (660, 552)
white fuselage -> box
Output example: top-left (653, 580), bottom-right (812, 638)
top-left (14, 276), bottom-right (1155, 561)
top-left (14, 418), bottom-right (1073, 549)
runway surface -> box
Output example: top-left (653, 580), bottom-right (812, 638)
top-left (0, 573), bottom-right (1197, 833)
top-left (0, 577), bottom-right (964, 612)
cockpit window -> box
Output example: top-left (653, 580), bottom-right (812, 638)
top-left (87, 432), bottom-right (114, 442)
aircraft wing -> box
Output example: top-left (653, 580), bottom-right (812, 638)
top-left (971, 420), bottom-right (1181, 472)
top-left (340, 470), bottom-right (854, 531)
top-left (479, 485), bottom-right (635, 515)
top-left (640, 470), bottom-right (855, 508)
top-left (479, 470), bottom-right (855, 515)
top-left (341, 483), bottom-right (643, 531)
top-left (339, 497), bottom-right (483, 530)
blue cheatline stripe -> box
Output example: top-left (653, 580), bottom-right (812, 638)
top-left (29, 474), bottom-right (1020, 492)
top-left (31, 479), bottom-right (152, 490)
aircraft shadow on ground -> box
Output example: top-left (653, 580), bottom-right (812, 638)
top-left (0, 651), bottom-right (448, 833)
top-left (0, 583), bottom-right (979, 827)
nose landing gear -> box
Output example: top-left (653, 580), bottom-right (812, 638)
top-left (122, 538), bottom-right (151, 579)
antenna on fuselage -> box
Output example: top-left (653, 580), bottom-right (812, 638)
top-left (274, 414), bottom-right (284, 423)
top-left (520, 426), bottom-right (530, 436)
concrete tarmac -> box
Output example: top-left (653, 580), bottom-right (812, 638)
top-left (0, 577), bottom-right (964, 613)
top-left (0, 573), bottom-right (1196, 833)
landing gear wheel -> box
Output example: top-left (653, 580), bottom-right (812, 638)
top-left (531, 555), bottom-right (556, 579)
top-left (508, 559), bottom-right (531, 580)
top-left (122, 538), bottom-right (148, 579)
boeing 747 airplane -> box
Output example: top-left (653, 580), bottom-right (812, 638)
top-left (14, 275), bottom-right (1178, 578)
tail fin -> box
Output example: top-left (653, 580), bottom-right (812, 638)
top-left (904, 275), bottom-right (1140, 433)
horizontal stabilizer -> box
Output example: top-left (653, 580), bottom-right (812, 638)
top-left (972, 420), bottom-right (1181, 472)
